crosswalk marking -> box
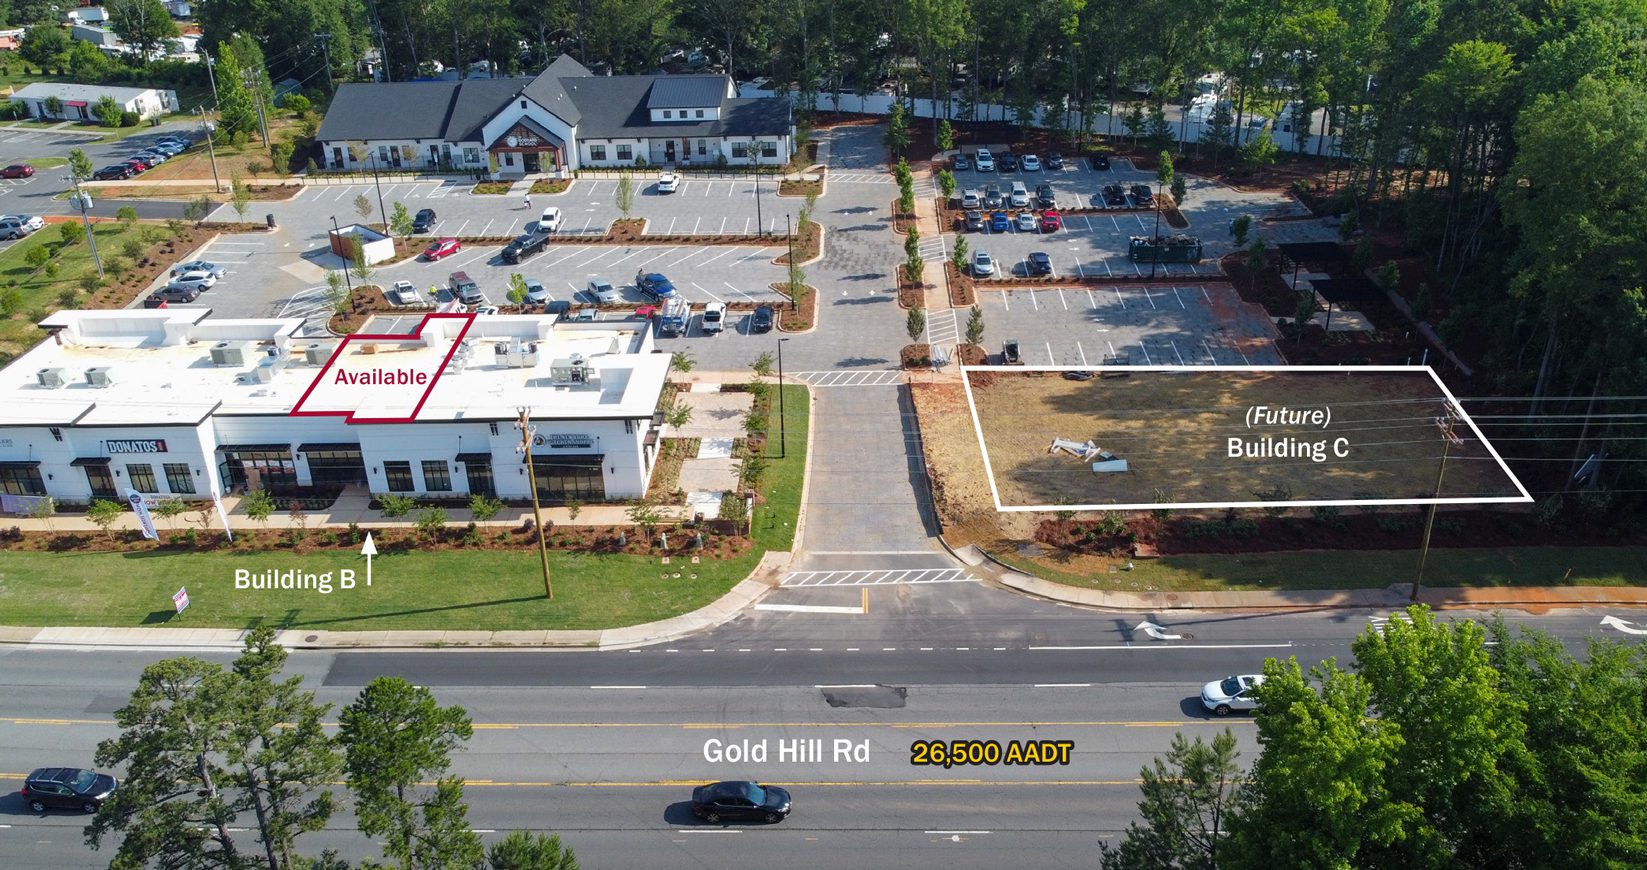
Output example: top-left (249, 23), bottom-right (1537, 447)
top-left (782, 568), bottom-right (973, 587)
top-left (826, 172), bottom-right (895, 184)
top-left (790, 370), bottom-right (903, 387)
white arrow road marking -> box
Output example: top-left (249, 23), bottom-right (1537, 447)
top-left (1601, 615), bottom-right (1647, 635)
top-left (1134, 621), bottom-right (1183, 640)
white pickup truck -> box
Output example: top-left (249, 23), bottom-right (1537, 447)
top-left (700, 301), bottom-right (727, 334)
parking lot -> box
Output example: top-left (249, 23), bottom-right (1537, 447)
top-left (280, 174), bottom-right (799, 240)
top-left (974, 283), bottom-right (1284, 367)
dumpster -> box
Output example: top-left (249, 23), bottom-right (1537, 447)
top-left (1128, 234), bottom-right (1203, 263)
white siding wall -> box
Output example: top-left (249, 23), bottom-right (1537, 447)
top-left (578, 138), bottom-right (648, 168)
top-left (0, 420), bottom-right (217, 503)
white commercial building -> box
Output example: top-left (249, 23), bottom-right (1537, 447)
top-left (11, 82), bottom-right (178, 122)
top-left (0, 310), bottom-right (671, 508)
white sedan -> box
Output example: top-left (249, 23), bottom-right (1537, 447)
top-left (167, 270), bottom-right (217, 293)
top-left (657, 171), bottom-right (680, 193)
top-left (1015, 211), bottom-right (1037, 232)
top-left (972, 250), bottom-right (995, 276)
top-left (1201, 674), bottom-right (1265, 716)
top-left (172, 260), bottom-right (226, 278)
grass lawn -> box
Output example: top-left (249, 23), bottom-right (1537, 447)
top-left (0, 547), bottom-right (763, 632)
top-left (994, 546), bottom-right (1647, 593)
top-left (752, 383), bottom-right (809, 551)
top-left (0, 220), bottom-right (183, 359)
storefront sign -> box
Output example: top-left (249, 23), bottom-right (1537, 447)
top-left (106, 439), bottom-right (167, 454)
top-left (546, 434), bottom-right (594, 449)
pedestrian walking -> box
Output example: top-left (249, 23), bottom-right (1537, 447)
top-left (524, 194), bottom-right (532, 210)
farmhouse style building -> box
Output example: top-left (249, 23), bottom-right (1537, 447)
top-left (315, 55), bottom-right (793, 177)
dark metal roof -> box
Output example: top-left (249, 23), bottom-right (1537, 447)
top-left (1277, 241), bottom-right (1350, 264)
top-left (215, 444), bottom-right (291, 453)
top-left (1310, 278), bottom-right (1384, 303)
top-left (454, 453), bottom-right (493, 463)
top-left (296, 443), bottom-right (360, 453)
top-left (0, 460), bottom-right (40, 469)
top-left (70, 457), bottom-right (111, 466)
top-left (646, 76), bottom-right (729, 109)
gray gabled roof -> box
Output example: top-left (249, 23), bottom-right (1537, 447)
top-left (645, 76), bottom-right (729, 109)
top-left (315, 81), bottom-right (463, 141)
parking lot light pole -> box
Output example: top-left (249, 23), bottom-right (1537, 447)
top-left (368, 151), bottom-right (388, 230)
top-left (330, 216), bottom-right (352, 294)
top-left (777, 337), bottom-right (789, 458)
top-left (1148, 181), bottom-right (1163, 279)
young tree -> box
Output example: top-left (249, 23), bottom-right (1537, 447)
top-left (750, 351), bottom-right (775, 378)
top-left (786, 259), bottom-right (806, 310)
top-left (242, 488), bottom-right (275, 527)
top-left (615, 172), bottom-right (635, 219)
top-left (906, 307), bottom-right (926, 343)
top-left (93, 94), bottom-right (122, 127)
top-left (390, 202), bottom-right (414, 240)
top-left (965, 304), bottom-right (985, 345)
top-left (153, 496), bottom-right (187, 529)
top-left (488, 830), bottom-right (579, 869)
top-left (1170, 175), bottom-right (1188, 206)
top-left (937, 168), bottom-right (956, 200)
top-left (1242, 131), bottom-right (1279, 170)
top-left (951, 235), bottom-right (968, 271)
top-left (1245, 237), bottom-right (1268, 294)
top-left (905, 225), bottom-right (920, 263)
top-left (42, 95), bottom-right (63, 118)
top-left (1230, 215), bottom-right (1252, 248)
top-left (885, 101), bottom-right (911, 154)
top-left (507, 273), bottom-right (529, 307)
top-left (68, 147), bottom-right (95, 183)
top-left (670, 351), bottom-right (696, 373)
top-left (1156, 151), bottom-right (1175, 195)
top-left (469, 494), bottom-right (503, 524)
top-left (28, 495), bottom-right (56, 532)
top-left (350, 236), bottom-right (374, 285)
top-left (230, 171), bottom-right (252, 221)
top-left (353, 193), bottom-right (373, 222)
top-left (339, 677), bottom-right (479, 869)
top-left (213, 42), bottom-right (259, 138)
top-left (116, 205), bottom-right (139, 226)
top-left (326, 271), bottom-right (350, 316)
top-left (87, 498), bottom-right (123, 538)
top-left (59, 220), bottom-right (85, 246)
top-left (1100, 730), bottom-right (1242, 870)
top-left (936, 118), bottom-right (954, 153)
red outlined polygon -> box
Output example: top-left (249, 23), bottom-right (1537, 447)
top-left (290, 313), bottom-right (475, 424)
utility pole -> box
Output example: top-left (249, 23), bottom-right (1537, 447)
top-left (198, 106), bottom-right (222, 193)
top-left (318, 32), bottom-right (334, 90)
top-left (66, 172), bottom-right (101, 277)
top-left (1412, 407), bottom-right (1462, 601)
top-left (202, 49), bottom-right (220, 107)
top-left (244, 69), bottom-right (270, 153)
top-left (330, 216), bottom-right (352, 295)
top-left (514, 408), bottom-right (553, 600)
top-left (368, 151), bottom-right (388, 229)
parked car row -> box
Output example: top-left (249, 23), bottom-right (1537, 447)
top-left (971, 248), bottom-right (1056, 277)
top-left (961, 208), bottom-right (1062, 234)
top-left (0, 213), bottom-right (44, 239)
top-left (143, 257), bottom-right (228, 307)
top-left (963, 148), bottom-right (1067, 173)
top-left (95, 135), bottom-right (193, 181)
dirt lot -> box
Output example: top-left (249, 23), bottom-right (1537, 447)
top-left (912, 380), bottom-right (1038, 544)
top-left (961, 369), bottom-right (1522, 509)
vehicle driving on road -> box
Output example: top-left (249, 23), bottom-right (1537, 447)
top-left (1201, 674), bottom-right (1265, 716)
top-left (23, 767), bottom-right (117, 814)
top-left (691, 780), bottom-right (791, 824)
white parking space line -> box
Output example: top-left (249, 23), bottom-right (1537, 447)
top-left (1076, 342), bottom-right (1088, 365)
top-left (1045, 340), bottom-right (1053, 364)
top-left (693, 247), bottom-right (743, 267)
top-left (741, 217), bottom-right (751, 234)
top-left (480, 219), bottom-right (494, 236)
top-left (1143, 287), bottom-right (1157, 309)
top-left (1171, 341), bottom-right (1186, 365)
top-left (717, 217), bottom-right (727, 234)
top-left (691, 217), bottom-right (702, 234)
top-left (666, 218), bottom-right (676, 234)
top-left (1202, 286), bottom-right (1213, 303)
top-left (1114, 286), bottom-right (1125, 308)
top-left (1138, 343), bottom-right (1152, 364)
top-left (666, 248), bottom-right (702, 267)
top-left (1085, 288), bottom-right (1096, 309)
top-left (722, 281), bottom-right (757, 302)
top-left (636, 247), bottom-right (681, 267)
top-left (452, 219), bottom-right (470, 236)
top-left (1056, 288), bottom-right (1068, 310)
top-left (1001, 289), bottom-right (1010, 311)
top-left (1173, 286), bottom-right (1185, 309)
top-left (1107, 340), bottom-right (1118, 358)
top-left (689, 281), bottom-right (727, 303)
top-left (1202, 340), bottom-right (1218, 364)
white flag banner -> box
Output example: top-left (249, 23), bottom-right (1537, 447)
top-left (210, 486), bottom-right (234, 542)
top-left (126, 488), bottom-right (158, 540)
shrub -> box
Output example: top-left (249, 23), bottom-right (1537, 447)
top-left (415, 507), bottom-right (448, 540)
top-left (378, 494), bottom-right (417, 518)
top-left (1097, 511), bottom-right (1127, 536)
top-left (120, 111), bottom-right (139, 127)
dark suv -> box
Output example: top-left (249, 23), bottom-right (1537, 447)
top-left (501, 231), bottom-right (549, 264)
top-left (24, 767), bottom-right (118, 813)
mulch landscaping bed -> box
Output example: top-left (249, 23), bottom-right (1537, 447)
top-left (770, 283), bottom-right (817, 331)
top-left (899, 263), bottom-right (926, 309)
top-left (776, 220), bottom-right (822, 265)
top-left (608, 219), bottom-right (787, 247)
top-left (779, 178), bottom-right (823, 196)
top-left (81, 225), bottom-right (209, 310)
top-left (1222, 248), bottom-right (1305, 316)
top-left (956, 343), bottom-right (988, 365)
top-left (473, 182), bottom-right (513, 195)
top-left (646, 437), bottom-right (700, 504)
top-left (0, 523), bottom-right (753, 560)
top-left (1035, 508), bottom-right (1647, 558)
top-left (1160, 199), bottom-right (1188, 229)
top-left (196, 221), bottom-right (277, 233)
top-left (944, 262), bottom-right (976, 306)
top-left (891, 200), bottom-right (917, 234)
top-left (529, 178), bottom-right (571, 194)
top-left (969, 271), bottom-right (1217, 289)
top-left (902, 343), bottom-right (933, 368)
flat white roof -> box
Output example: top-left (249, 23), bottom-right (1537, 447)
top-left (12, 82), bottom-right (167, 103)
top-left (4, 310), bottom-right (669, 428)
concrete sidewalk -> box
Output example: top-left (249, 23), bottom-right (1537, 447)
top-left (948, 542), bottom-right (1647, 612)
top-left (0, 551), bottom-right (789, 651)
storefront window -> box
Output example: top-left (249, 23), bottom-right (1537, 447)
top-left (0, 464), bottom-right (45, 496)
top-left (384, 461), bottom-right (414, 492)
top-left (532, 455), bottom-right (605, 503)
top-left (422, 461), bottom-right (452, 491)
top-left (590, 145), bottom-right (606, 161)
top-left (164, 463), bottom-right (194, 494)
top-left (616, 144), bottom-right (633, 160)
top-left (126, 463), bottom-right (158, 492)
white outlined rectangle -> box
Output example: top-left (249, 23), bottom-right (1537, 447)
top-left (959, 364), bottom-right (1533, 512)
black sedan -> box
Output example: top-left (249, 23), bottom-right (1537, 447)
top-left (1102, 184), bottom-right (1128, 207)
top-left (1027, 251), bottom-right (1054, 276)
top-left (691, 781), bottom-right (792, 824)
top-left (93, 165), bottom-right (134, 180)
top-left (998, 150), bottom-right (1019, 171)
top-left (1130, 184), bottom-right (1154, 207)
top-left (412, 208), bottom-right (438, 233)
top-left (1093, 153), bottom-right (1111, 171)
top-left (750, 305), bottom-right (775, 333)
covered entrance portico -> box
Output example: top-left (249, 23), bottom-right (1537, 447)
top-left (487, 117), bottom-right (566, 178)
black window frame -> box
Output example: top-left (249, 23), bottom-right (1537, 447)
top-left (125, 463), bottom-right (158, 493)
top-left (0, 464), bottom-right (45, 496)
top-left (383, 461), bottom-right (414, 492)
top-left (164, 463), bottom-right (195, 494)
top-left (421, 460), bottom-right (452, 492)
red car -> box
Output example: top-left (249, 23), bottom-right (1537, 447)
top-left (0, 164), bottom-right (33, 178)
top-left (422, 238), bottom-right (461, 261)
top-left (124, 158), bottom-right (150, 173)
top-left (1039, 209), bottom-right (1062, 232)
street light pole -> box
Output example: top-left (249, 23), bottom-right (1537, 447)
top-left (786, 213), bottom-right (795, 310)
top-left (330, 215), bottom-right (352, 295)
top-left (1148, 182), bottom-right (1163, 279)
top-left (369, 151), bottom-right (388, 230)
top-left (777, 338), bottom-right (788, 458)
top-left (515, 407), bottom-right (554, 600)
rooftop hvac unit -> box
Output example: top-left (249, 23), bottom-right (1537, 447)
top-left (549, 354), bottom-right (598, 385)
top-left (305, 343), bottom-right (337, 365)
top-left (210, 340), bottom-right (256, 367)
top-left (493, 339), bottom-right (539, 368)
top-left (36, 367), bottom-right (66, 388)
top-left (251, 353), bottom-right (285, 383)
top-left (84, 367), bottom-right (114, 387)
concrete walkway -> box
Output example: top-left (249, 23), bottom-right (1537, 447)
top-left (947, 541), bottom-right (1647, 612)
